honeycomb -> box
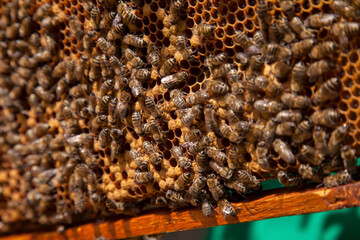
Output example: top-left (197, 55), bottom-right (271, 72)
top-left (0, 0), bottom-right (360, 234)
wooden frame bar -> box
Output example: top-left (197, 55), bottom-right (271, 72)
top-left (2, 182), bottom-right (360, 240)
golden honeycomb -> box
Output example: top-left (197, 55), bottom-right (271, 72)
top-left (0, 0), bottom-right (360, 234)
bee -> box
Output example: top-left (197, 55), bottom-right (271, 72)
top-left (309, 41), bottom-right (337, 60)
top-left (129, 149), bottom-right (149, 171)
top-left (209, 161), bottom-right (233, 180)
top-left (91, 115), bottom-right (108, 132)
top-left (246, 55), bottom-right (264, 80)
top-left (305, 13), bottom-right (336, 29)
top-left (70, 98), bottom-right (88, 113)
top-left (254, 99), bottom-right (283, 114)
top-left (174, 172), bottom-right (191, 191)
top-left (33, 3), bottom-right (51, 21)
top-left (265, 43), bottom-right (292, 63)
top-left (66, 134), bottom-right (94, 148)
top-left (184, 128), bottom-right (201, 142)
top-left (118, 1), bottom-right (139, 23)
top-left (205, 80), bottom-right (230, 96)
top-left (161, 71), bottom-right (188, 89)
top-left (204, 104), bottom-right (218, 133)
top-left (312, 78), bottom-right (340, 105)
top-left (195, 150), bottom-right (207, 173)
top-left (123, 34), bottom-right (147, 48)
top-left (289, 61), bottom-right (306, 94)
top-left (188, 174), bottom-right (206, 198)
top-left (188, 136), bottom-right (212, 154)
top-left (168, 0), bottom-right (184, 24)
top-left (100, 55), bottom-right (111, 78)
top-left (289, 16), bottom-right (315, 39)
top-left (112, 22), bottom-right (125, 35)
top-left (96, 95), bottom-right (111, 115)
top-left (207, 147), bottom-right (227, 166)
top-left (309, 108), bottom-right (340, 127)
top-left (99, 79), bottom-right (114, 97)
top-left (307, 60), bottom-right (335, 82)
top-left (148, 118), bottom-right (166, 143)
top-left (171, 146), bottom-right (192, 169)
top-left (99, 11), bottom-right (116, 31)
top-left (328, 125), bottom-right (348, 157)
top-left (218, 198), bottom-right (236, 218)
top-left (236, 170), bottom-right (261, 190)
top-left (300, 145), bottom-right (324, 166)
top-left (87, 172), bottom-right (98, 194)
top-left (277, 170), bottom-right (304, 187)
top-left (153, 196), bottom-right (167, 207)
top-left (148, 44), bottom-right (160, 68)
top-left (159, 57), bottom-right (176, 78)
top-left (269, 22), bottom-right (283, 44)
top-left (323, 170), bottom-right (353, 188)
top-left (292, 39), bottom-right (316, 59)
top-left (207, 177), bottom-right (224, 201)
top-left (256, 141), bottom-right (270, 171)
top-left (179, 104), bottom-right (202, 126)
top-left (89, 55), bottom-right (101, 82)
top-left (109, 56), bottom-right (123, 75)
top-left (260, 118), bottom-right (277, 147)
top-left (228, 146), bottom-right (241, 170)
top-left (291, 120), bottom-right (313, 146)
top-left (97, 37), bottom-right (115, 57)
top-left (143, 141), bottom-right (163, 165)
top-left (275, 110), bottom-right (302, 123)
top-left (281, 93), bottom-right (311, 109)
top-left (186, 90), bottom-right (209, 106)
top-left (341, 146), bottom-right (357, 174)
top-left (129, 79), bottom-right (144, 98)
top-left (278, 17), bottom-right (296, 44)
top-left (234, 30), bottom-right (252, 51)
top-left (254, 75), bottom-right (283, 95)
top-left (219, 123), bottom-right (241, 144)
top-left (170, 89), bottom-right (186, 109)
top-left (225, 179), bottom-right (251, 195)
top-left (298, 164), bottom-right (322, 182)
top-left (175, 35), bottom-right (194, 60)
top-left (279, 0), bottom-right (294, 18)
top-left (253, 31), bottom-right (266, 53)
top-left (106, 199), bottom-right (125, 212)
top-left (98, 128), bottom-right (111, 149)
top-left (34, 123), bottom-right (50, 137)
top-left (108, 97), bottom-right (118, 125)
top-left (134, 69), bottom-right (150, 81)
top-left (202, 198), bottom-right (213, 217)
top-left (165, 190), bottom-right (187, 205)
top-left (144, 96), bottom-right (162, 120)
top-left (257, 0), bottom-right (272, 31)
top-left (134, 171), bottom-right (154, 185)
top-left (69, 16), bottom-right (84, 40)
top-left (273, 139), bottom-right (295, 164)
top-left (88, 92), bottom-right (97, 114)
top-left (275, 122), bottom-right (296, 136)
top-left (132, 111), bottom-right (143, 136)
top-left (205, 53), bottom-right (227, 69)
top-left (195, 23), bottom-right (215, 37)
top-left (312, 126), bottom-right (328, 155)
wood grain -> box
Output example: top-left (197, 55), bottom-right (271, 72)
top-left (3, 182), bottom-right (360, 240)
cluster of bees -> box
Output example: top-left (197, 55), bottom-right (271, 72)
top-left (0, 0), bottom-right (359, 234)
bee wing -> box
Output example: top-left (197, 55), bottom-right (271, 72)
top-left (175, 107), bottom-right (190, 117)
top-left (160, 75), bottom-right (175, 85)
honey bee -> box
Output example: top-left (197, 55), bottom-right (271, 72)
top-left (257, 0), bottom-right (272, 32)
top-left (307, 60), bottom-right (336, 82)
top-left (108, 97), bottom-right (118, 125)
top-left (289, 16), bottom-right (315, 39)
top-left (309, 108), bottom-right (340, 127)
top-left (281, 93), bottom-right (311, 109)
top-left (170, 89), bottom-right (186, 109)
top-left (323, 169), bottom-right (353, 188)
top-left (99, 11), bottom-right (116, 31)
top-left (330, 0), bottom-right (359, 21)
top-left (179, 104), bottom-right (202, 126)
top-left (205, 53), bottom-right (227, 69)
top-left (341, 145), bottom-right (357, 174)
top-left (195, 150), bottom-right (207, 173)
top-left (134, 171), bottom-right (154, 185)
top-left (89, 55), bottom-right (101, 82)
top-left (236, 170), bottom-right (261, 190)
top-left (168, 0), bottom-right (184, 24)
top-left (227, 146), bottom-right (240, 170)
top-left (188, 136), bottom-right (212, 154)
top-left (129, 79), bottom-right (144, 98)
top-left (299, 145), bottom-right (324, 166)
top-left (278, 17), bottom-right (296, 44)
top-left (225, 179), bottom-right (251, 196)
top-left (97, 37), bottom-right (115, 57)
top-left (298, 164), bottom-right (322, 182)
top-left (309, 41), bottom-right (337, 60)
top-left (98, 128), bottom-right (111, 149)
top-left (96, 95), bottom-right (111, 115)
top-left (109, 56), bottom-right (123, 76)
top-left (203, 104), bottom-right (217, 133)
top-left (123, 34), bottom-right (147, 48)
top-left (291, 39), bottom-right (316, 59)
top-left (159, 57), bottom-right (176, 78)
top-left (275, 110), bottom-right (302, 123)
top-left (279, 0), bottom-right (294, 19)
top-left (171, 146), bottom-right (192, 169)
top-left (148, 118), bottom-right (166, 143)
top-left (275, 121), bottom-right (296, 136)
top-left (188, 174), bottom-right (206, 197)
top-left (100, 55), bottom-right (111, 78)
top-left (312, 126), bottom-right (328, 155)
top-left (205, 80), bottom-right (230, 96)
top-left (134, 68), bottom-right (151, 81)
top-left (328, 125), bottom-right (348, 157)
top-left (289, 61), bottom-right (306, 94)
top-left (174, 172), bottom-right (191, 191)
top-left (161, 71), bottom-right (188, 89)
top-left (106, 199), bottom-right (125, 213)
top-left (88, 92), bottom-right (97, 114)
top-left (234, 30), bottom-right (252, 51)
top-left (206, 147), bottom-right (227, 166)
top-left (144, 96), bottom-right (162, 120)
top-left (277, 170), bottom-right (304, 187)
top-left (118, 1), bottom-right (139, 23)
top-left (209, 161), bottom-right (233, 180)
top-left (254, 99), bottom-right (284, 114)
top-left (273, 139), bottom-right (295, 164)
top-left (69, 16), bottom-right (84, 40)
top-left (265, 43), bottom-right (292, 63)
top-left (175, 35), bottom-right (194, 60)
top-left (70, 98), bottom-right (88, 113)
top-left (207, 177), bottom-right (224, 201)
top-left (256, 141), bottom-right (270, 171)
top-left (247, 55), bottom-right (264, 80)
top-left (129, 149), bottom-right (149, 171)
top-left (143, 141), bottom-right (163, 165)
top-left (305, 13), bottom-right (336, 29)
top-left (165, 190), bottom-right (187, 205)
top-left (152, 196), bottom-right (167, 207)
top-left (148, 44), bottom-right (160, 68)
top-left (99, 79), bottom-right (114, 97)
top-left (182, 129), bottom-right (201, 144)
top-left (291, 120), bottom-right (313, 146)
top-left (219, 123), bottom-right (241, 144)
top-left (312, 78), bottom-right (340, 105)
top-left (132, 111), bottom-right (143, 136)
top-left (261, 118), bottom-right (277, 147)
top-left (33, 3), bottom-right (51, 21)
top-left (202, 198), bottom-right (213, 217)
top-left (218, 198), bottom-right (236, 218)
top-left (253, 30), bottom-right (266, 53)
top-left (91, 115), bottom-right (108, 132)
top-left (186, 90), bottom-right (209, 106)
